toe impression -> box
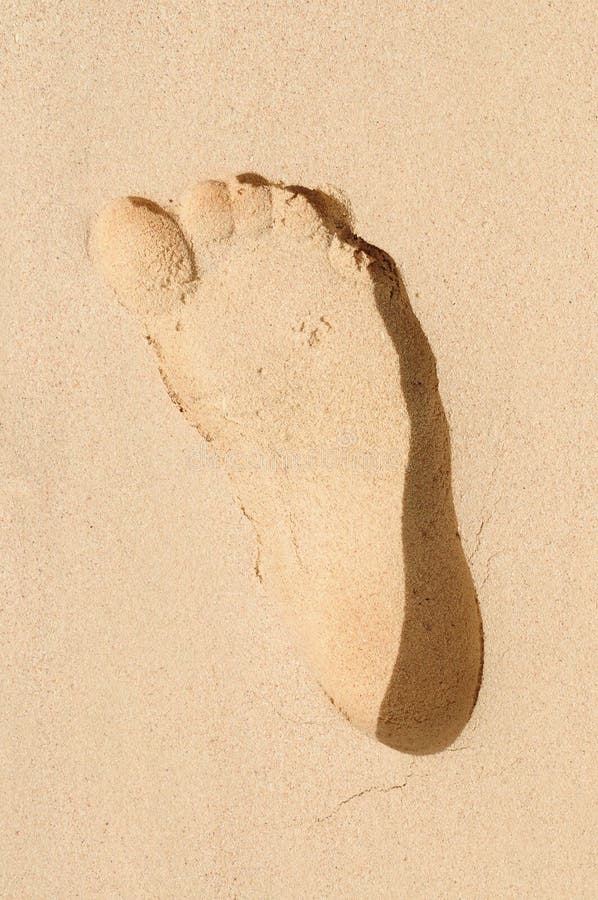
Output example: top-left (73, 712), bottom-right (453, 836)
top-left (179, 180), bottom-right (234, 246)
top-left (89, 196), bottom-right (195, 319)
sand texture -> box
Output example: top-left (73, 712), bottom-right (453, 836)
top-left (90, 178), bottom-right (483, 753)
top-left (1, 2), bottom-right (596, 898)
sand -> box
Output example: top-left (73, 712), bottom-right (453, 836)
top-left (1, 2), bottom-right (595, 898)
top-left (89, 178), bottom-right (483, 753)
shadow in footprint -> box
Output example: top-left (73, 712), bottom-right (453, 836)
top-left (242, 175), bottom-right (484, 754)
top-left (367, 249), bottom-right (484, 754)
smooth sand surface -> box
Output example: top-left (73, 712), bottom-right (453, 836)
top-left (1, 2), bottom-right (595, 897)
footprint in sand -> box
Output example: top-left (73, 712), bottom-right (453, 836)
top-left (89, 173), bottom-right (483, 754)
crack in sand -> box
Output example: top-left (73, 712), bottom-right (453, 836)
top-left (238, 502), bottom-right (263, 583)
top-left (479, 549), bottom-right (505, 591)
top-left (314, 763), bottom-right (416, 825)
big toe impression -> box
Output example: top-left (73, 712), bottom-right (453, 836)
top-left (89, 197), bottom-right (195, 318)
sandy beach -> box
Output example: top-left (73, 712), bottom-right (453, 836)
top-left (1, 2), bottom-right (595, 897)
